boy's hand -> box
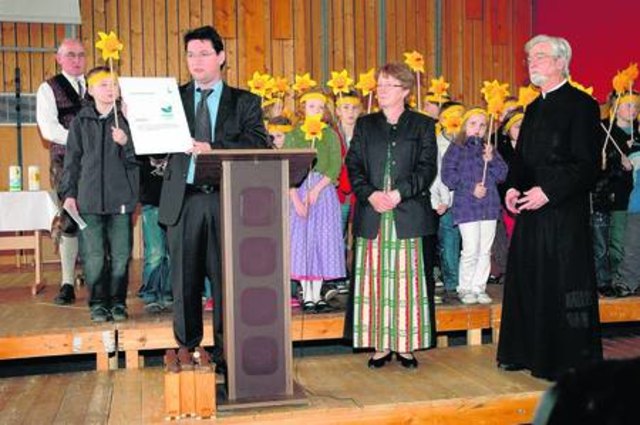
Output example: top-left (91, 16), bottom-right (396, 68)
top-left (112, 126), bottom-right (128, 146)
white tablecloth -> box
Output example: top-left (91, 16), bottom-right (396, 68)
top-left (0, 191), bottom-right (59, 232)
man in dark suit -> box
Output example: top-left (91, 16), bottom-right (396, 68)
top-left (158, 26), bottom-right (268, 369)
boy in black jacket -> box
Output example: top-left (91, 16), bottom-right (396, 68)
top-left (61, 66), bottom-right (139, 322)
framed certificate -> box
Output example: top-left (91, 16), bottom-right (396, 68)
top-left (118, 77), bottom-right (192, 154)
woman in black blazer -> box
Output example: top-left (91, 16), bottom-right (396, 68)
top-left (345, 62), bottom-right (438, 369)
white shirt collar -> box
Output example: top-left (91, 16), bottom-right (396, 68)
top-left (541, 79), bottom-right (567, 99)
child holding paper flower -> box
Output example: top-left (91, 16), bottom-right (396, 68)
top-left (441, 108), bottom-right (507, 305)
top-left (60, 66), bottom-right (139, 322)
top-left (284, 88), bottom-right (345, 312)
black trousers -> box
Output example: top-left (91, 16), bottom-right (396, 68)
top-left (167, 189), bottom-right (223, 357)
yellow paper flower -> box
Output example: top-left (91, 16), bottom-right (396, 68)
top-left (481, 80), bottom-right (510, 104)
top-left (612, 71), bottom-right (630, 95)
top-left (326, 69), bottom-right (354, 95)
top-left (272, 76), bottom-right (290, 97)
top-left (95, 31), bottom-right (124, 61)
top-left (622, 63), bottom-right (639, 82)
top-left (355, 68), bottom-right (376, 96)
top-left (429, 76), bottom-right (450, 96)
top-left (301, 113), bottom-right (326, 142)
top-left (487, 96), bottom-right (505, 119)
top-left (517, 85), bottom-right (539, 109)
top-left (293, 73), bottom-right (317, 95)
top-left (247, 71), bottom-right (274, 99)
top-left (441, 113), bottom-right (463, 135)
top-left (404, 51), bottom-right (425, 74)
top-left (568, 76), bottom-right (594, 97)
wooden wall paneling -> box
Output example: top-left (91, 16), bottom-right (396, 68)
top-left (130, 0), bottom-right (144, 78)
top-left (450, 0), bottom-right (466, 102)
top-left (310, 0), bottom-right (322, 82)
top-left (292, 0), bottom-right (307, 74)
top-left (189, 0), bottom-right (202, 29)
top-left (364, 0), bottom-right (377, 69)
top-left (178, 0), bottom-right (191, 83)
top-left (0, 24), bottom-right (5, 93)
top-left (155, 0), bottom-right (168, 77)
top-left (118, 0), bottom-right (132, 77)
top-left (385, 0), bottom-right (397, 62)
top-left (271, 0), bottom-right (292, 40)
top-left (343, 0), bottom-right (355, 74)
top-left (143, 0), bottom-right (156, 76)
top-left (492, 0), bottom-right (509, 46)
top-left (395, 0), bottom-right (407, 58)
top-left (332, 0), bottom-right (345, 72)
top-left (425, 0), bottom-right (436, 75)
top-left (203, 0), bottom-right (214, 26)
top-left (405, 0), bottom-right (417, 52)
top-left (271, 40), bottom-right (284, 77)
top-left (282, 38), bottom-right (294, 112)
top-left (225, 37), bottom-right (239, 90)
top-left (3, 24), bottom-right (17, 92)
top-left (93, 0), bottom-right (106, 68)
top-left (80, 0), bottom-right (95, 70)
top-left (214, 0), bottom-right (237, 39)
top-left (105, 0), bottom-right (119, 33)
top-left (240, 0), bottom-right (266, 83)
top-left (29, 25), bottom-right (44, 94)
top-left (415, 0), bottom-right (427, 57)
top-left (513, 0), bottom-right (531, 86)
top-left (466, 0), bottom-right (483, 20)
top-left (42, 25), bottom-right (57, 81)
top-left (166, 0), bottom-right (181, 82)
top-left (353, 0), bottom-right (366, 73)
top-left (263, 0), bottom-right (273, 76)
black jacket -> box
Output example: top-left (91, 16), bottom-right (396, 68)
top-left (346, 109), bottom-right (438, 239)
top-left (158, 81), bottom-right (268, 226)
top-left (61, 104), bottom-right (139, 214)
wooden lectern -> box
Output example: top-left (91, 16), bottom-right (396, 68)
top-left (194, 148), bottom-right (314, 410)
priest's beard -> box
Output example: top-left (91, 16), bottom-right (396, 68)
top-left (530, 73), bottom-right (547, 87)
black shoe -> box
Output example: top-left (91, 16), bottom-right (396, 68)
top-left (613, 283), bottom-right (633, 298)
top-left (303, 301), bottom-right (316, 312)
top-left (396, 352), bottom-right (418, 369)
top-left (498, 362), bottom-right (525, 371)
top-left (111, 305), bottom-right (129, 322)
top-left (90, 306), bottom-right (111, 323)
top-left (368, 351), bottom-right (393, 369)
top-left (144, 302), bottom-right (163, 314)
top-left (54, 284), bottom-right (76, 305)
top-left (315, 300), bottom-right (330, 313)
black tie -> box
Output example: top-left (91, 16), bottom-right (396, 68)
top-left (195, 88), bottom-right (213, 143)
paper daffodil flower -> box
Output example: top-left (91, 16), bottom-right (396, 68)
top-left (272, 76), bottom-right (290, 97)
top-left (518, 85), bottom-right (539, 109)
top-left (481, 80), bottom-right (510, 103)
top-left (327, 69), bottom-right (354, 95)
top-left (429, 76), bottom-right (450, 96)
top-left (486, 96), bottom-right (505, 119)
top-left (441, 113), bottom-right (463, 135)
top-left (404, 50), bottom-right (425, 73)
top-left (622, 63), bottom-right (639, 83)
top-left (95, 31), bottom-right (124, 61)
top-left (301, 113), bottom-right (326, 142)
top-left (355, 68), bottom-right (376, 96)
top-left (247, 71), bottom-right (274, 99)
top-left (293, 73), bottom-right (317, 95)
top-left (612, 71), bottom-right (631, 95)
top-left (568, 77), bottom-right (594, 97)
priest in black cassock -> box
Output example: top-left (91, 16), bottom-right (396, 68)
top-left (496, 35), bottom-right (603, 381)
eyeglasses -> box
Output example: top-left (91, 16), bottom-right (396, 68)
top-left (525, 53), bottom-right (555, 65)
top-left (377, 84), bottom-right (403, 90)
top-left (63, 52), bottom-right (86, 60)
top-left (187, 51), bottom-right (217, 59)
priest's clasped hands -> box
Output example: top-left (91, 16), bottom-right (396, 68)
top-left (368, 190), bottom-right (401, 213)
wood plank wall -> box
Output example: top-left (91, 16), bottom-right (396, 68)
top-left (0, 0), bottom-right (531, 105)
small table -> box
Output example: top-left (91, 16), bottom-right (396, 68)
top-left (0, 191), bottom-right (59, 294)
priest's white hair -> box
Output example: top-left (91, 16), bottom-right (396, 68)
top-left (525, 35), bottom-right (572, 78)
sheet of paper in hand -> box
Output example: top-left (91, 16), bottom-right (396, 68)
top-left (118, 77), bottom-right (192, 154)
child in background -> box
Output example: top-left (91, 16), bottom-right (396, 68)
top-left (441, 108), bottom-right (508, 305)
top-left (60, 66), bottom-right (139, 322)
top-left (267, 116), bottom-right (293, 149)
top-left (430, 102), bottom-right (465, 301)
top-left (284, 88), bottom-right (346, 312)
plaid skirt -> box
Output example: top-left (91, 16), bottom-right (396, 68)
top-left (352, 210), bottom-right (433, 352)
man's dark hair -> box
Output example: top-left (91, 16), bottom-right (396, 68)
top-left (184, 26), bottom-right (224, 53)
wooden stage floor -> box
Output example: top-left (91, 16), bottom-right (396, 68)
top-left (0, 344), bottom-right (550, 424)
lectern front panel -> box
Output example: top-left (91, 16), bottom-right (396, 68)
top-left (221, 159), bottom-right (292, 401)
